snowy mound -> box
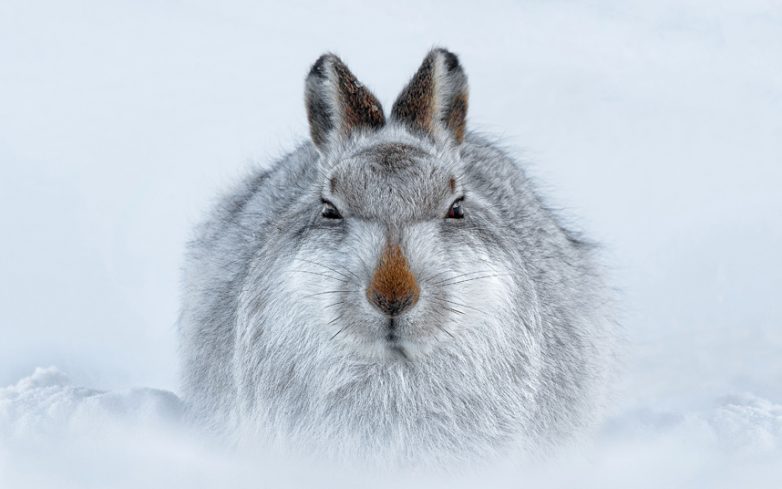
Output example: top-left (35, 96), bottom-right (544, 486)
top-left (0, 368), bottom-right (205, 489)
top-left (705, 394), bottom-right (782, 454)
top-left (0, 367), bottom-right (183, 440)
top-left (603, 394), bottom-right (782, 455)
top-left (2, 368), bottom-right (782, 488)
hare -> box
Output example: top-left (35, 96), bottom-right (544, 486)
top-left (179, 48), bottom-right (614, 466)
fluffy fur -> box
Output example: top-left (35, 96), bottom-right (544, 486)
top-left (178, 48), bottom-right (614, 466)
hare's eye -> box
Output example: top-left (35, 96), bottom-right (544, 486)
top-left (446, 199), bottom-right (464, 219)
top-left (321, 200), bottom-right (342, 219)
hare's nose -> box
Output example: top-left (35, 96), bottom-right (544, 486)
top-left (366, 244), bottom-right (420, 317)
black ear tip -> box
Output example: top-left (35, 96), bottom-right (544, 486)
top-left (308, 53), bottom-right (341, 79)
top-left (430, 48), bottom-right (461, 72)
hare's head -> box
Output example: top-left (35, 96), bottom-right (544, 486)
top-left (184, 48), bottom-right (610, 460)
top-left (264, 49), bottom-right (519, 362)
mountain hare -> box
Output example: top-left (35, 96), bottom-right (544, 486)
top-left (179, 48), bottom-right (613, 466)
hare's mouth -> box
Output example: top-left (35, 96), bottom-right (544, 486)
top-left (335, 314), bottom-right (441, 361)
top-left (376, 317), bottom-right (440, 361)
top-left (385, 318), bottom-right (397, 340)
top-left (387, 344), bottom-right (409, 361)
top-left (384, 319), bottom-right (409, 359)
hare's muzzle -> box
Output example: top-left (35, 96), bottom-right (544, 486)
top-left (366, 244), bottom-right (420, 317)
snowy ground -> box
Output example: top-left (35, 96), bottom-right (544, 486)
top-left (1, 0), bottom-right (781, 487)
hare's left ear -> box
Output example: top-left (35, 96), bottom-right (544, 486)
top-left (391, 48), bottom-right (469, 145)
top-left (305, 54), bottom-right (385, 152)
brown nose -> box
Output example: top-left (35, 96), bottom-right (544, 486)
top-left (367, 244), bottom-right (420, 317)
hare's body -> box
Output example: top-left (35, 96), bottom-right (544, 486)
top-left (179, 50), bottom-right (613, 465)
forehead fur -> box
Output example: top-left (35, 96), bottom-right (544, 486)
top-left (355, 143), bottom-right (430, 171)
top-left (326, 136), bottom-right (458, 222)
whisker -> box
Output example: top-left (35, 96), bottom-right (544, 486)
top-left (302, 290), bottom-right (357, 298)
top-left (432, 270), bottom-right (499, 286)
top-left (436, 324), bottom-right (456, 339)
top-left (439, 305), bottom-right (465, 316)
top-left (439, 273), bottom-right (512, 287)
top-left (330, 319), bottom-right (352, 340)
top-left (293, 257), bottom-right (360, 282)
top-left (286, 269), bottom-right (349, 283)
top-left (430, 297), bottom-right (485, 314)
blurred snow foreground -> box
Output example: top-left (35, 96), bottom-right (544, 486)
top-left (0, 367), bottom-right (183, 437)
top-left (2, 367), bottom-right (782, 488)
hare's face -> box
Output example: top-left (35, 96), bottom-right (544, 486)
top-left (256, 49), bottom-right (515, 360)
top-left (282, 136), bottom-right (514, 360)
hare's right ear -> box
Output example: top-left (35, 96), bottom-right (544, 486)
top-left (391, 48), bottom-right (468, 145)
top-left (305, 54), bottom-right (385, 152)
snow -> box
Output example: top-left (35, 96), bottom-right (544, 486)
top-left (2, 368), bottom-right (781, 487)
top-left (1, 0), bottom-right (781, 486)
top-left (0, 367), bottom-right (182, 439)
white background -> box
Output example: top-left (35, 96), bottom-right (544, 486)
top-left (1, 0), bottom-right (781, 487)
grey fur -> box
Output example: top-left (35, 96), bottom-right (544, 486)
top-left (179, 48), bottom-right (614, 466)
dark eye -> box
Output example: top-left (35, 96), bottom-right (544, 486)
top-left (446, 199), bottom-right (464, 219)
top-left (321, 200), bottom-right (342, 219)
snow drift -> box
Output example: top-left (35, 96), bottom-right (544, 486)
top-left (1, 368), bottom-right (781, 488)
